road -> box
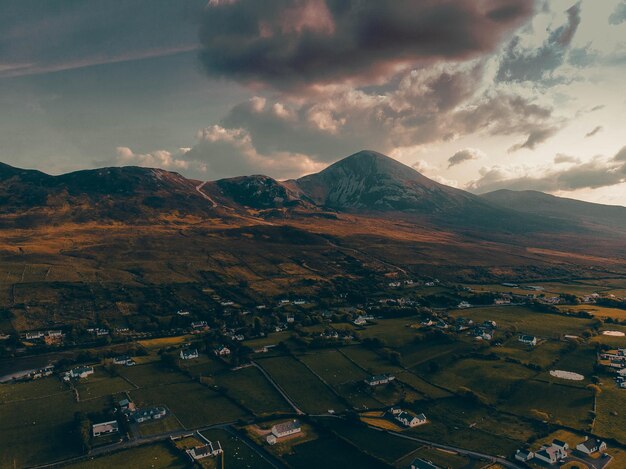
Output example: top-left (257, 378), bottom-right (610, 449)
top-left (195, 181), bottom-right (218, 207)
top-left (251, 361), bottom-right (305, 415)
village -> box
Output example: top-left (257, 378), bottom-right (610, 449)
top-left (1, 276), bottom-right (625, 468)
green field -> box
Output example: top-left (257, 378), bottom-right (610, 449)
top-left (595, 378), bottom-right (626, 444)
top-left (357, 316), bottom-right (422, 347)
top-left (448, 306), bottom-right (597, 337)
top-left (75, 367), bottom-right (134, 400)
top-left (200, 428), bottom-right (275, 469)
top-left (559, 304), bottom-right (626, 320)
top-left (0, 376), bottom-right (67, 403)
top-left (299, 349), bottom-right (368, 386)
top-left (428, 357), bottom-right (537, 403)
top-left (256, 356), bottom-right (347, 414)
top-left (500, 380), bottom-right (593, 429)
top-left (493, 338), bottom-right (565, 369)
top-left (131, 381), bottom-right (248, 428)
top-left (64, 443), bottom-right (187, 469)
top-left (340, 346), bottom-right (404, 375)
top-left (214, 365), bottom-right (292, 415)
top-left (119, 362), bottom-right (190, 388)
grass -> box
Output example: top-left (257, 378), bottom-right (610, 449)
top-left (299, 349), bottom-right (368, 386)
top-left (131, 381), bottom-right (248, 428)
top-left (214, 366), bottom-right (292, 415)
top-left (340, 346), bottom-right (403, 375)
top-left (594, 378), bottom-right (626, 444)
top-left (118, 362), bottom-right (189, 388)
top-left (406, 447), bottom-right (471, 469)
top-left (200, 428), bottom-right (275, 469)
top-left (428, 357), bottom-right (537, 403)
top-left (75, 368), bottom-right (133, 400)
top-left (448, 306), bottom-right (597, 338)
top-left (500, 380), bottom-right (593, 429)
top-left (137, 335), bottom-right (193, 350)
top-left (64, 442), bottom-right (187, 469)
top-left (558, 304), bottom-right (626, 320)
top-left (256, 356), bottom-right (347, 414)
top-left (0, 376), bottom-right (68, 403)
top-left (136, 414), bottom-right (183, 436)
top-left (357, 316), bottom-right (423, 347)
top-left (493, 338), bottom-right (565, 369)
top-left (325, 418), bottom-right (420, 463)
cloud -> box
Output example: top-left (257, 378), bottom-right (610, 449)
top-left (115, 146), bottom-right (200, 171)
top-left (554, 153), bottom-right (580, 164)
top-left (448, 148), bottom-right (485, 167)
top-left (609, 1), bottom-right (626, 25)
top-left (467, 146), bottom-right (626, 193)
top-left (585, 126), bottom-right (602, 138)
top-left (199, 0), bottom-right (535, 90)
top-left (507, 127), bottom-right (560, 152)
top-left (496, 2), bottom-right (581, 85)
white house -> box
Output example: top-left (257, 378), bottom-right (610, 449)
top-left (92, 420), bottom-right (119, 437)
top-left (180, 349), bottom-right (199, 360)
top-left (271, 419), bottom-right (302, 438)
top-left (518, 334), bottom-right (538, 346)
top-left (353, 316), bottom-right (367, 326)
top-left (132, 407), bottom-right (167, 423)
top-left (365, 374), bottom-right (395, 386)
top-left (214, 345), bottom-right (231, 356)
top-left (187, 441), bottom-right (223, 460)
top-left (64, 365), bottom-right (94, 381)
top-left (534, 441), bottom-right (567, 464)
top-left (390, 408), bottom-right (427, 427)
top-left (576, 437), bottom-right (607, 455)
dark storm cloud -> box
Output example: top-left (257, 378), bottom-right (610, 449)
top-left (0, 0), bottom-right (205, 77)
top-left (199, 0), bottom-right (536, 89)
top-left (468, 146), bottom-right (626, 193)
top-left (609, 1), bottom-right (626, 25)
top-left (448, 148), bottom-right (484, 167)
top-left (496, 2), bottom-right (581, 84)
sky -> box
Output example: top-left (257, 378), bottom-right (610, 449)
top-left (1, 0), bottom-right (625, 205)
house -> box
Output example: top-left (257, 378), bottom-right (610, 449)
top-left (187, 441), bottom-right (223, 460)
top-left (458, 301), bottom-right (471, 309)
top-left (365, 374), bottom-right (395, 387)
top-left (389, 408), bottom-right (427, 427)
top-left (113, 355), bottom-right (135, 366)
top-left (515, 449), bottom-right (534, 462)
top-left (177, 310), bottom-right (190, 316)
top-left (410, 458), bottom-right (440, 469)
top-left (266, 434), bottom-right (278, 445)
top-left (92, 420), bottom-right (119, 437)
top-left (353, 316), bottom-right (367, 326)
top-left (293, 299), bottom-right (306, 305)
top-left (214, 345), bottom-right (231, 356)
top-left (180, 349), bottom-right (199, 360)
top-left (576, 437), bottom-right (607, 455)
top-left (64, 365), bottom-right (94, 381)
top-left (191, 321), bottom-right (208, 331)
top-left (25, 331), bottom-right (45, 340)
top-left (518, 334), bottom-right (538, 346)
top-left (552, 439), bottom-right (569, 452)
top-left (534, 441), bottom-right (567, 464)
top-left (132, 407), bottom-right (167, 423)
top-left (271, 419), bottom-right (302, 438)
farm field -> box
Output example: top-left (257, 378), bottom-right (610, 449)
top-left (340, 346), bottom-right (404, 375)
top-left (64, 443), bottom-right (187, 469)
top-left (74, 367), bottom-right (133, 400)
top-left (214, 365), bottom-right (292, 415)
top-left (131, 381), bottom-right (249, 428)
top-left (0, 375), bottom-right (68, 403)
top-left (559, 304), bottom-right (626, 320)
top-left (299, 349), bottom-right (368, 386)
top-left (448, 306), bottom-right (597, 337)
top-left (492, 338), bottom-right (565, 369)
top-left (200, 428), bottom-right (275, 469)
top-left (594, 378), bottom-right (626, 444)
top-left (256, 356), bottom-right (347, 414)
top-left (118, 362), bottom-right (189, 388)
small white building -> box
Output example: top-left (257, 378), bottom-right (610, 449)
top-left (389, 408), bottom-right (427, 427)
top-left (187, 441), bottom-right (222, 460)
top-left (180, 349), bottom-right (199, 360)
top-left (518, 334), bottom-right (537, 346)
top-left (515, 449), bottom-right (534, 462)
top-left (214, 345), bottom-right (231, 356)
top-left (64, 365), bottom-right (94, 381)
top-left (365, 374), bottom-right (395, 386)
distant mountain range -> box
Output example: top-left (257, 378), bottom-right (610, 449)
top-left (0, 151), bottom-right (624, 238)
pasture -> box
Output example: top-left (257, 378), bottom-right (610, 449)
top-left (65, 443), bottom-right (187, 469)
top-left (594, 378), bottom-right (626, 444)
top-left (299, 349), bottom-right (368, 386)
top-left (559, 304), bottom-right (626, 320)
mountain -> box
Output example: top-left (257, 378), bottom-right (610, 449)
top-left (482, 189), bottom-right (626, 233)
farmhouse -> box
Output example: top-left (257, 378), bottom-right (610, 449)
top-left (132, 407), bottom-right (167, 423)
top-left (365, 374), bottom-right (395, 386)
top-left (118, 398), bottom-right (136, 413)
top-left (576, 437), bottom-right (607, 455)
top-left (186, 441), bottom-right (223, 460)
top-left (180, 349), bottom-right (199, 360)
top-left (353, 316), bottom-right (367, 326)
top-left (389, 408), bottom-right (427, 427)
top-left (113, 355), bottom-right (135, 366)
top-left (534, 440), bottom-right (567, 464)
top-left (24, 331), bottom-right (45, 340)
top-left (410, 458), bottom-right (440, 469)
top-left (518, 334), bottom-right (538, 346)
top-left (64, 365), bottom-right (94, 381)
top-left (92, 420), bottom-right (119, 437)
top-left (272, 419), bottom-right (302, 438)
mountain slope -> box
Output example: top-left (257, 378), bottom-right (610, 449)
top-left (482, 189), bottom-right (626, 232)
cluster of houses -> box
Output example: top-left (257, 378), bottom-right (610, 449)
top-left (516, 437), bottom-right (608, 465)
top-left (600, 348), bottom-right (626, 389)
top-left (19, 365), bottom-right (54, 382)
top-left (266, 419), bottom-right (302, 445)
top-left (87, 327), bottom-right (110, 337)
top-left (388, 279), bottom-right (415, 288)
top-left (23, 329), bottom-right (65, 345)
top-left (319, 329), bottom-right (354, 341)
top-left (452, 317), bottom-right (497, 341)
top-left (387, 408), bottom-right (427, 428)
